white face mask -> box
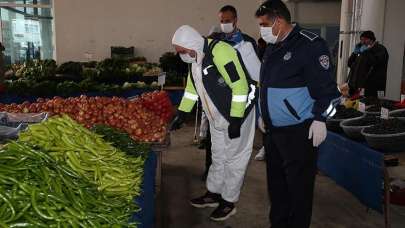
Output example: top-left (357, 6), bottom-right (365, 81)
top-left (220, 23), bottom-right (234, 34)
top-left (260, 23), bottom-right (279, 44)
top-left (180, 53), bottom-right (196, 63)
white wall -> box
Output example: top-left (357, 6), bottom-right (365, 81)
top-left (360, 0), bottom-right (386, 41)
top-left (53, 0), bottom-right (341, 63)
top-left (288, 1), bottom-right (341, 25)
top-left (53, 0), bottom-right (262, 63)
top-left (383, 0), bottom-right (405, 100)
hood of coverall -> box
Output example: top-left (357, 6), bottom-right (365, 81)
top-left (172, 25), bottom-right (205, 64)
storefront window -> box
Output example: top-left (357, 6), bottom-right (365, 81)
top-left (0, 0), bottom-right (53, 64)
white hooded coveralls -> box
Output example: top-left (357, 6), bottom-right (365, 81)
top-left (172, 25), bottom-right (255, 203)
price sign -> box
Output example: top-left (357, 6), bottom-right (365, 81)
top-left (381, 107), bottom-right (389, 120)
top-left (377, 91), bottom-right (385, 99)
top-left (401, 94), bottom-right (405, 102)
top-left (340, 97), bottom-right (346, 105)
top-left (360, 88), bottom-right (365, 96)
top-left (158, 72), bottom-right (166, 87)
top-left (358, 102), bottom-right (366, 113)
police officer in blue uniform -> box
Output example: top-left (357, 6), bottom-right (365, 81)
top-left (255, 1), bottom-right (341, 227)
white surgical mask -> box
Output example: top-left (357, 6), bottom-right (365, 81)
top-left (260, 23), bottom-right (279, 44)
top-left (220, 23), bottom-right (234, 34)
top-left (180, 53), bottom-right (196, 63)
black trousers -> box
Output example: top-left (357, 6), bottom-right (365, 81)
top-left (264, 120), bottom-right (318, 228)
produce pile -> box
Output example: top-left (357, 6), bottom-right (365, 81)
top-left (159, 52), bottom-right (188, 87)
top-left (0, 91), bottom-right (173, 142)
top-left (140, 91), bottom-right (173, 123)
top-left (345, 115), bottom-right (381, 127)
top-left (363, 118), bottom-right (405, 135)
top-left (366, 99), bottom-right (402, 112)
top-left (0, 116), bottom-right (147, 226)
top-left (91, 125), bottom-right (150, 158)
top-left (14, 60), bottom-right (57, 81)
top-left (5, 59), bottom-right (166, 98)
top-left (331, 106), bottom-right (363, 119)
top-left (391, 110), bottom-right (405, 118)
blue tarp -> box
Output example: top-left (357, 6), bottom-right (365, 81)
top-left (318, 132), bottom-right (384, 213)
top-left (131, 151), bottom-right (157, 228)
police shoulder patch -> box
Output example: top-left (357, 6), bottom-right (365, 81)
top-left (319, 55), bottom-right (330, 70)
top-left (300, 30), bottom-right (319, 42)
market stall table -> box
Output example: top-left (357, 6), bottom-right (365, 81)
top-left (0, 88), bottom-right (184, 105)
top-left (151, 132), bottom-right (171, 193)
top-left (318, 131), bottom-right (405, 228)
top-left (131, 151), bottom-right (157, 228)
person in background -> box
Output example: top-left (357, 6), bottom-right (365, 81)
top-left (218, 5), bottom-right (264, 161)
top-left (254, 37), bottom-right (268, 161)
top-left (347, 30), bottom-right (389, 97)
top-left (217, 5), bottom-right (261, 83)
top-left (201, 7), bottom-right (263, 168)
top-left (255, 1), bottom-right (340, 227)
top-left (218, 5), bottom-right (257, 52)
top-left (170, 25), bottom-right (257, 221)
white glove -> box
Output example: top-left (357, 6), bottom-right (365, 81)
top-left (308, 120), bottom-right (327, 147)
top-left (258, 116), bottom-right (266, 133)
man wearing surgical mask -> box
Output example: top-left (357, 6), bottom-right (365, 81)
top-left (218, 5), bottom-right (258, 53)
top-left (255, 1), bottom-right (341, 227)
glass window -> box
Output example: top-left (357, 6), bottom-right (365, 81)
top-left (0, 0), bottom-right (53, 64)
top-left (302, 24), bottom-right (340, 80)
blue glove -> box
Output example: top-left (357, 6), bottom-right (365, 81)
top-left (354, 44), bottom-right (362, 54)
top-left (359, 45), bottom-right (368, 53)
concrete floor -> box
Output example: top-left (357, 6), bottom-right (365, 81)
top-left (156, 125), bottom-right (405, 228)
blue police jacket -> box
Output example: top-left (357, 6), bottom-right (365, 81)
top-left (260, 25), bottom-right (340, 127)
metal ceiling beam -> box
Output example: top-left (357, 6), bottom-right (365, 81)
top-left (0, 3), bottom-right (51, 8)
top-left (284, 0), bottom-right (340, 2)
top-left (1, 6), bottom-right (52, 19)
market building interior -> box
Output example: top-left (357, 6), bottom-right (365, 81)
top-left (0, 0), bottom-right (404, 228)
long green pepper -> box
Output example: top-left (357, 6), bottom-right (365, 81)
top-left (0, 115), bottom-right (146, 227)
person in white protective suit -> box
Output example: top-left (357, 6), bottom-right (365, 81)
top-left (216, 5), bottom-right (265, 161)
top-left (169, 25), bottom-right (258, 221)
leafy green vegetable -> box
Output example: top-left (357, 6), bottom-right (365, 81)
top-left (31, 81), bottom-right (57, 97)
top-left (56, 61), bottom-right (83, 76)
top-left (159, 52), bottom-right (187, 76)
top-left (18, 60), bottom-right (57, 81)
top-left (56, 81), bottom-right (81, 97)
top-left (96, 58), bottom-right (130, 82)
top-left (91, 124), bottom-right (150, 158)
